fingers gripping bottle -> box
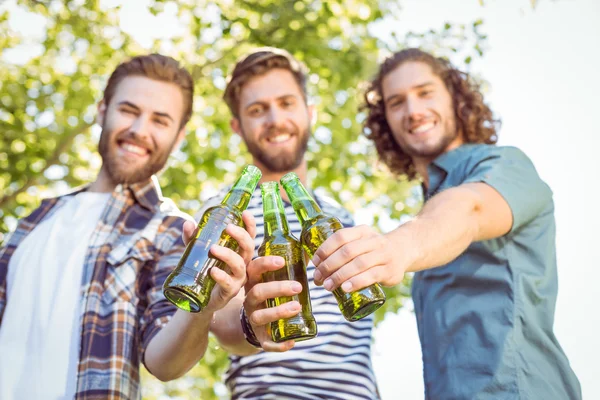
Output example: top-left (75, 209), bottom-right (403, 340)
top-left (258, 181), bottom-right (317, 342)
top-left (163, 165), bottom-right (262, 313)
top-left (280, 172), bottom-right (386, 322)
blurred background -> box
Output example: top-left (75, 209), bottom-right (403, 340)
top-left (1, 0), bottom-right (598, 399)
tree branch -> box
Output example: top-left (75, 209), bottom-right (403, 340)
top-left (0, 121), bottom-right (93, 209)
top-left (190, 38), bottom-right (248, 80)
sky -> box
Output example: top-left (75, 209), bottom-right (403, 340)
top-left (3, 0), bottom-right (599, 399)
top-left (370, 1), bottom-right (600, 399)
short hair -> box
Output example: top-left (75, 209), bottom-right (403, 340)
top-left (223, 47), bottom-right (309, 117)
top-left (363, 48), bottom-right (500, 179)
top-left (103, 54), bottom-right (194, 129)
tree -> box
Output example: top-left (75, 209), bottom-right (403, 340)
top-left (0, 1), bottom-right (489, 398)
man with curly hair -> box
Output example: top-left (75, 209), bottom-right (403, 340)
top-left (310, 48), bottom-right (581, 399)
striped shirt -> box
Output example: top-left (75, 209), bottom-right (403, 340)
top-left (202, 186), bottom-right (379, 400)
top-left (0, 176), bottom-right (188, 400)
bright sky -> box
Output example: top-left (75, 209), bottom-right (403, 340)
top-left (3, 0), bottom-right (599, 399)
top-left (371, 1), bottom-right (600, 399)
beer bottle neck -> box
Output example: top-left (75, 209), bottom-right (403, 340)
top-left (291, 197), bottom-right (322, 226)
top-left (261, 183), bottom-right (290, 237)
top-left (221, 188), bottom-right (251, 212)
top-left (281, 178), bottom-right (323, 226)
top-left (221, 165), bottom-right (262, 212)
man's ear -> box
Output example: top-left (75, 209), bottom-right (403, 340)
top-left (97, 99), bottom-right (107, 127)
top-left (173, 127), bottom-right (186, 152)
top-left (308, 104), bottom-right (317, 128)
top-left (230, 117), bottom-right (242, 137)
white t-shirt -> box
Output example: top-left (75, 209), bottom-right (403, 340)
top-left (0, 192), bottom-right (110, 400)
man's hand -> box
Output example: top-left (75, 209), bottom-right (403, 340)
top-left (181, 210), bottom-right (257, 313)
top-left (311, 225), bottom-right (407, 293)
top-left (243, 256), bottom-right (303, 352)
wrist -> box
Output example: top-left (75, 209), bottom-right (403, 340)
top-left (388, 225), bottom-right (419, 275)
top-left (239, 306), bottom-right (261, 349)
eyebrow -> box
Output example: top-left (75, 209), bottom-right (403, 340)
top-left (384, 81), bottom-right (436, 104)
top-left (117, 101), bottom-right (174, 122)
top-left (244, 94), bottom-right (298, 111)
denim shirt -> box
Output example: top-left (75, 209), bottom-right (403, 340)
top-left (412, 144), bottom-right (581, 400)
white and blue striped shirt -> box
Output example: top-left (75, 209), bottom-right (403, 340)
top-left (202, 187), bottom-right (379, 400)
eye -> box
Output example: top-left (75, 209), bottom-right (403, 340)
top-left (419, 89), bottom-right (433, 97)
top-left (248, 105), bottom-right (265, 116)
top-left (120, 107), bottom-right (136, 115)
top-left (154, 118), bottom-right (169, 127)
top-left (387, 98), bottom-right (404, 109)
top-left (282, 98), bottom-right (295, 108)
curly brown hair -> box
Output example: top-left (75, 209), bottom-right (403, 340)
top-left (363, 48), bottom-right (500, 179)
top-left (223, 47), bottom-right (309, 118)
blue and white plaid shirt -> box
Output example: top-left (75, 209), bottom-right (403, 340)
top-left (0, 176), bottom-right (189, 399)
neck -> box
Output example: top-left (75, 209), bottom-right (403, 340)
top-left (88, 167), bottom-right (117, 193)
top-left (254, 159), bottom-right (308, 203)
top-left (415, 135), bottom-right (465, 189)
top-left (413, 156), bottom-right (432, 189)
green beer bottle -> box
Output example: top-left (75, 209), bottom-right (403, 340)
top-left (280, 172), bottom-right (386, 322)
top-left (163, 165), bottom-right (262, 313)
top-left (258, 181), bottom-right (317, 343)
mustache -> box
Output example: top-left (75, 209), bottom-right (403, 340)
top-left (116, 131), bottom-right (154, 152)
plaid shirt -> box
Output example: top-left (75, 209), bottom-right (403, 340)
top-left (0, 176), bottom-right (189, 399)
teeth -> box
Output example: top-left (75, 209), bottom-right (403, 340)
top-left (412, 122), bottom-right (435, 134)
top-left (269, 134), bottom-right (291, 143)
top-left (121, 142), bottom-right (147, 155)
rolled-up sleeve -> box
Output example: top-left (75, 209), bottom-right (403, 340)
top-left (139, 216), bottom-right (186, 360)
top-left (462, 146), bottom-right (553, 234)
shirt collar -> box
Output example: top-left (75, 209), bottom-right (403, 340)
top-left (58, 175), bottom-right (163, 212)
top-left (430, 144), bottom-right (477, 173)
top-left (425, 144), bottom-right (475, 197)
top-left (121, 175), bottom-right (162, 211)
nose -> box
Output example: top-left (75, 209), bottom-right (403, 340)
top-left (406, 97), bottom-right (426, 120)
top-left (129, 115), bottom-right (151, 138)
top-left (266, 106), bottom-right (285, 127)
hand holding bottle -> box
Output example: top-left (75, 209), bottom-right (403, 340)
top-left (280, 172), bottom-right (386, 321)
top-left (311, 225), bottom-right (406, 292)
top-left (242, 255), bottom-right (304, 352)
top-left (163, 165), bottom-right (262, 313)
top-left (178, 211), bottom-right (256, 313)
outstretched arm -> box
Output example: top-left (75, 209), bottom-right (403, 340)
top-left (144, 211), bottom-right (256, 381)
top-left (312, 182), bottom-right (513, 292)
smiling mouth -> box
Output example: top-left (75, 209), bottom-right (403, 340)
top-left (266, 133), bottom-right (293, 144)
top-left (409, 121), bottom-right (436, 135)
top-left (118, 140), bottom-right (150, 157)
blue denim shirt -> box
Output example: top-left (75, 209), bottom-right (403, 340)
top-left (412, 144), bottom-right (581, 400)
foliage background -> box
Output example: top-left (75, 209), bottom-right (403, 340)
top-left (1, 0), bottom-right (492, 398)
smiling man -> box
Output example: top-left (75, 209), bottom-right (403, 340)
top-left (201, 48), bottom-right (380, 400)
top-left (311, 48), bottom-right (581, 399)
top-left (0, 54), bottom-right (255, 400)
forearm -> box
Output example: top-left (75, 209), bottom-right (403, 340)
top-left (210, 292), bottom-right (260, 356)
top-left (144, 309), bottom-right (214, 381)
top-left (394, 185), bottom-right (482, 273)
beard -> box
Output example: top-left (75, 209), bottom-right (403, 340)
top-left (244, 126), bottom-right (310, 173)
top-left (399, 116), bottom-right (458, 159)
top-left (98, 126), bottom-right (175, 185)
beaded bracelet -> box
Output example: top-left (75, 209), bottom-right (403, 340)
top-left (240, 306), bottom-right (262, 349)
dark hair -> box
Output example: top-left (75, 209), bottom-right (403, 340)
top-left (363, 48), bottom-right (500, 179)
top-left (103, 54), bottom-right (194, 129)
top-left (223, 47), bottom-right (309, 117)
